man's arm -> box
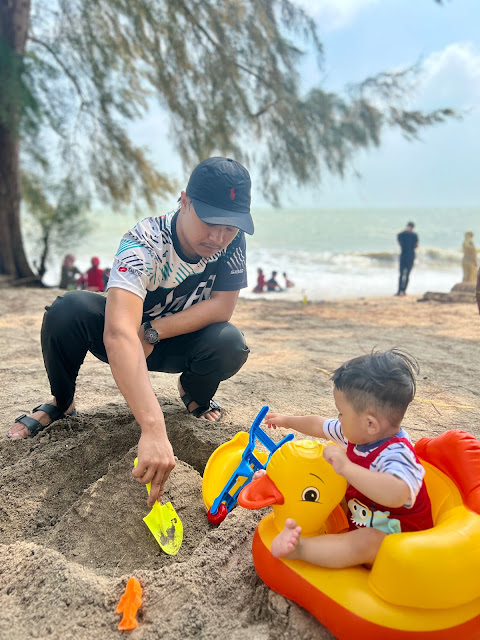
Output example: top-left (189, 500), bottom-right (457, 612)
top-left (104, 288), bottom-right (175, 506)
top-left (147, 289), bottom-right (239, 340)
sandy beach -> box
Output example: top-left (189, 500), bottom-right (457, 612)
top-left (0, 287), bottom-right (478, 640)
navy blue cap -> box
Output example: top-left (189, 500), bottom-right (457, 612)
top-left (186, 157), bottom-right (254, 235)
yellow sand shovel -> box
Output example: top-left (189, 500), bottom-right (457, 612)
top-left (134, 458), bottom-right (183, 556)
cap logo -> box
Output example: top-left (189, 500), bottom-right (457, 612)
top-left (230, 187), bottom-right (236, 200)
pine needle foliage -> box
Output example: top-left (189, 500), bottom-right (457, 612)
top-left (0, 0), bottom-right (456, 282)
top-left (20, 0), bottom-right (454, 207)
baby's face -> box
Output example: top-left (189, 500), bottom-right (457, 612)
top-left (333, 388), bottom-right (371, 445)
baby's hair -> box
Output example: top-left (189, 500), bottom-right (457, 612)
top-left (331, 349), bottom-right (419, 427)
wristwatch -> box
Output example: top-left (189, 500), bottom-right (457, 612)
top-left (142, 321), bottom-right (160, 345)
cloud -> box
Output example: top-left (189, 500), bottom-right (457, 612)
top-left (294, 0), bottom-right (379, 31)
top-left (418, 42), bottom-right (480, 109)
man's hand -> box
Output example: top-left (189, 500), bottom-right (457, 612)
top-left (323, 444), bottom-right (349, 476)
top-left (133, 431), bottom-right (176, 506)
top-left (137, 324), bottom-right (154, 359)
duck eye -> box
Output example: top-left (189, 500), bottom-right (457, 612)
top-left (302, 486), bottom-right (320, 502)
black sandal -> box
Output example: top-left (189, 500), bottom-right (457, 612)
top-left (180, 392), bottom-right (222, 422)
top-left (10, 403), bottom-right (77, 438)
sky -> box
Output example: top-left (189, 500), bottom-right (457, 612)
top-left (129, 0), bottom-right (480, 209)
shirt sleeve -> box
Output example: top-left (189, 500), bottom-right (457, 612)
top-left (212, 232), bottom-right (248, 292)
top-left (371, 442), bottom-right (425, 508)
top-left (322, 419), bottom-right (348, 449)
top-left (106, 232), bottom-right (151, 300)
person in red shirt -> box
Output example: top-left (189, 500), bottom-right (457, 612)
top-left (252, 267), bottom-right (266, 293)
top-left (78, 257), bottom-right (104, 292)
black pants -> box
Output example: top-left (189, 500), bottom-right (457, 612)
top-left (398, 255), bottom-right (414, 294)
top-left (41, 290), bottom-right (250, 413)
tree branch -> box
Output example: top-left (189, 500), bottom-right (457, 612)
top-left (28, 35), bottom-right (86, 105)
top-left (177, 0), bottom-right (276, 91)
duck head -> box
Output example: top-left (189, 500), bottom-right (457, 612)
top-left (238, 440), bottom-right (347, 536)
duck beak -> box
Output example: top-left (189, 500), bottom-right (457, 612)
top-left (238, 474), bottom-right (284, 509)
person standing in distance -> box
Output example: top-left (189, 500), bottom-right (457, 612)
top-left (476, 265), bottom-right (480, 316)
top-left (8, 157), bottom-right (253, 508)
top-left (396, 221), bottom-right (418, 296)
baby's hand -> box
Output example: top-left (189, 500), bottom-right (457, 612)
top-left (264, 412), bottom-right (289, 429)
top-left (323, 444), bottom-right (349, 475)
top-left (252, 469), bottom-right (266, 481)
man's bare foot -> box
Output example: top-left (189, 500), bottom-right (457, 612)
top-left (8, 398), bottom-right (76, 439)
top-left (177, 379), bottom-right (221, 422)
top-left (271, 518), bottom-right (302, 559)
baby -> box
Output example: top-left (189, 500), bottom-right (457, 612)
top-left (263, 349), bottom-right (433, 569)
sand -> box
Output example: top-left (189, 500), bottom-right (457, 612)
top-left (0, 287), bottom-right (478, 640)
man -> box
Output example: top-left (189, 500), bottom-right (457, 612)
top-left (396, 221), bottom-right (419, 296)
top-left (8, 157), bottom-right (253, 507)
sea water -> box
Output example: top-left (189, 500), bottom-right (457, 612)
top-left (35, 206), bottom-right (479, 300)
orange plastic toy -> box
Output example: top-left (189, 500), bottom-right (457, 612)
top-left (116, 577), bottom-right (142, 631)
top-left (238, 430), bottom-right (480, 639)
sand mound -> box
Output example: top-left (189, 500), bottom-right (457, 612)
top-left (0, 403), bottom-right (329, 640)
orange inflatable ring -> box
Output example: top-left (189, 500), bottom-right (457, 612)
top-left (238, 430), bottom-right (480, 639)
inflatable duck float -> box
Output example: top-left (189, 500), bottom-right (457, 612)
top-left (233, 430), bottom-right (480, 639)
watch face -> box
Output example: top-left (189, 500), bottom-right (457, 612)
top-left (144, 327), bottom-right (159, 344)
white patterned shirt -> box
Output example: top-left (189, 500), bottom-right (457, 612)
top-left (107, 210), bottom-right (247, 319)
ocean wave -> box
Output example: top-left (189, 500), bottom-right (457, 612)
top-left (355, 247), bottom-right (464, 265)
top-left (360, 251), bottom-right (396, 262)
top-left (250, 246), bottom-right (466, 268)
top-left (422, 247), bottom-right (463, 263)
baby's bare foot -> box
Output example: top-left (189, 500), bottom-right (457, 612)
top-left (271, 518), bottom-right (302, 559)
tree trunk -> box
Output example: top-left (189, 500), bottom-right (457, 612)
top-left (37, 227), bottom-right (50, 280)
top-left (0, 0), bottom-right (38, 283)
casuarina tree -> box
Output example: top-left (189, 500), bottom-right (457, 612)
top-left (0, 0), bottom-right (454, 283)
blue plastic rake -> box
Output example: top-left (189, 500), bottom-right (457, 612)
top-left (207, 405), bottom-right (293, 524)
